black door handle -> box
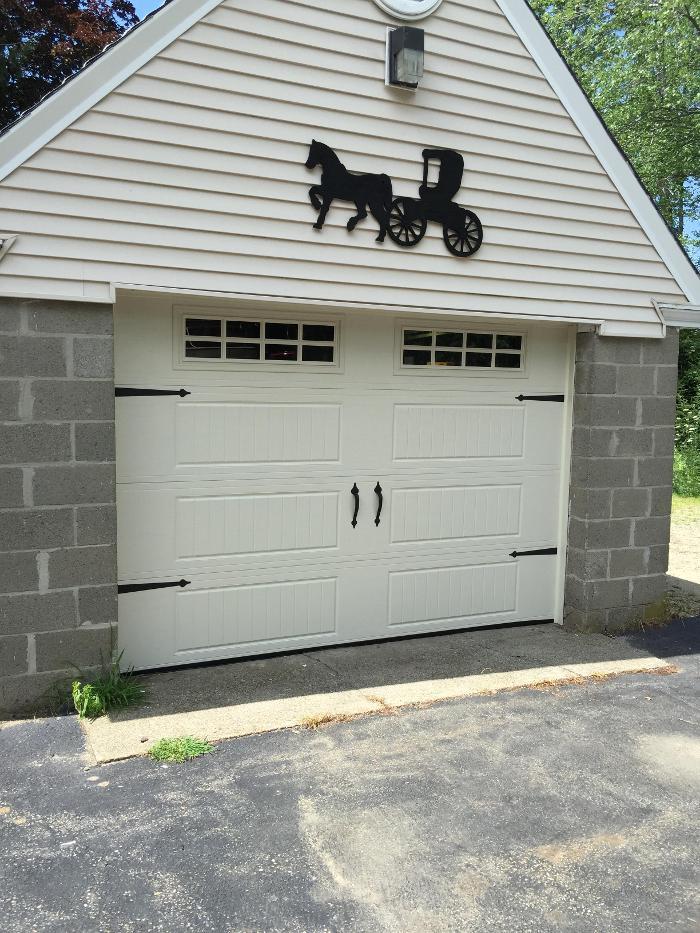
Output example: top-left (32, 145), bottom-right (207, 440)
top-left (374, 482), bottom-right (383, 526)
top-left (350, 483), bottom-right (359, 528)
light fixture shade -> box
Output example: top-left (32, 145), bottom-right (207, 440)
top-left (388, 26), bottom-right (425, 89)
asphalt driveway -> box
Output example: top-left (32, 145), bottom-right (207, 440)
top-left (1, 618), bottom-right (698, 933)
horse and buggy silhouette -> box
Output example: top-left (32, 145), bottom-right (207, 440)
top-left (305, 140), bottom-right (483, 257)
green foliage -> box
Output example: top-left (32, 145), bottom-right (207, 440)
top-left (529, 0), bottom-right (700, 263)
top-left (673, 448), bottom-right (700, 496)
top-left (0, 0), bottom-right (139, 130)
top-left (148, 736), bottom-right (215, 763)
top-left (72, 653), bottom-right (145, 719)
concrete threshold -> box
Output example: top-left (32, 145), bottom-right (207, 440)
top-left (82, 654), bottom-right (672, 764)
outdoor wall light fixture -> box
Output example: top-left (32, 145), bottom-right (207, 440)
top-left (387, 26), bottom-right (424, 89)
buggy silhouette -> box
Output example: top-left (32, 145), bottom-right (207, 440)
top-left (387, 149), bottom-right (483, 257)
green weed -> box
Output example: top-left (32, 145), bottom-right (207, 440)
top-left (673, 449), bottom-right (700, 498)
top-left (72, 652), bottom-right (145, 720)
top-left (148, 736), bottom-right (215, 763)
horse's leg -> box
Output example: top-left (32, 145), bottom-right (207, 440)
top-left (368, 195), bottom-right (388, 242)
top-left (347, 199), bottom-right (368, 232)
top-left (313, 194), bottom-right (333, 230)
top-left (309, 186), bottom-right (323, 212)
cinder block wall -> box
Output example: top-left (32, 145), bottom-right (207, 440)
top-left (565, 329), bottom-right (678, 632)
top-left (0, 298), bottom-right (117, 715)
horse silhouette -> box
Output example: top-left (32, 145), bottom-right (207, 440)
top-left (305, 140), bottom-right (393, 242)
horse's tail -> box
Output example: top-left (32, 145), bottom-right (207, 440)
top-left (380, 173), bottom-right (393, 214)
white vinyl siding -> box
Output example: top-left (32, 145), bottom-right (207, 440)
top-left (0, 0), bottom-right (686, 329)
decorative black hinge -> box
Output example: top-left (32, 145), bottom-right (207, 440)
top-left (118, 579), bottom-right (191, 594)
top-left (509, 548), bottom-right (558, 559)
top-left (115, 388), bottom-right (191, 398)
top-left (515, 394), bottom-right (565, 403)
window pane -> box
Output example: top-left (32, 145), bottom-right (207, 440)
top-left (302, 345), bottom-right (334, 363)
top-left (404, 330), bottom-right (432, 346)
top-left (495, 353), bottom-right (521, 369)
top-left (465, 351), bottom-right (492, 367)
top-left (303, 324), bottom-right (334, 342)
top-left (186, 318), bottom-right (221, 337)
top-left (226, 320), bottom-right (260, 339)
top-left (466, 332), bottom-right (492, 349)
top-left (226, 343), bottom-right (260, 360)
top-left (266, 322), bottom-right (298, 340)
top-left (435, 332), bottom-right (463, 348)
top-left (185, 340), bottom-right (221, 359)
top-left (265, 343), bottom-right (298, 361)
top-left (403, 349), bottom-right (431, 366)
top-left (496, 334), bottom-right (522, 350)
top-left (435, 350), bottom-right (462, 366)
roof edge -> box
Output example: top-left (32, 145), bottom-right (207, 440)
top-left (494, 0), bottom-right (700, 304)
top-left (0, 0), bottom-right (223, 182)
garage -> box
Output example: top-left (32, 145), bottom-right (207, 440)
top-left (115, 297), bottom-right (571, 670)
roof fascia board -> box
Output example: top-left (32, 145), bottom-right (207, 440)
top-left (657, 302), bottom-right (700, 329)
top-left (493, 0), bottom-right (700, 305)
top-left (0, 0), bottom-right (223, 183)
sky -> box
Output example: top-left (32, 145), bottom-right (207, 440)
top-left (133, 0), bottom-right (163, 18)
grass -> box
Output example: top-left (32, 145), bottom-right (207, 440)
top-left (673, 448), bottom-right (700, 497)
top-left (148, 736), bottom-right (215, 762)
top-left (71, 652), bottom-right (145, 720)
top-left (671, 493), bottom-right (700, 524)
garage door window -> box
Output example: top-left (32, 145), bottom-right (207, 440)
top-left (402, 328), bottom-right (523, 370)
top-left (183, 317), bottom-right (337, 365)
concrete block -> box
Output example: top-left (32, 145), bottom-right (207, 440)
top-left (637, 457), bottom-right (674, 488)
top-left (569, 487), bottom-right (611, 521)
top-left (609, 548), bottom-right (648, 578)
top-left (0, 634), bottom-right (28, 676)
top-left (655, 366), bottom-right (678, 397)
top-left (587, 428), bottom-right (616, 457)
top-left (0, 670), bottom-right (71, 716)
top-left (604, 606), bottom-right (643, 632)
top-left (76, 505), bottom-right (117, 546)
top-left (35, 624), bottom-right (114, 673)
top-left (641, 331), bottom-right (678, 364)
top-left (586, 336), bottom-right (641, 364)
top-left (0, 468), bottom-right (24, 508)
top-left (588, 396), bottom-right (638, 427)
top-left (582, 519), bottom-right (632, 550)
top-left (0, 336), bottom-right (66, 377)
top-left (562, 606), bottom-right (607, 633)
top-left (0, 552), bottom-right (38, 594)
top-left (74, 422), bottom-right (115, 462)
top-left (630, 574), bottom-right (666, 607)
top-left (79, 585), bottom-right (118, 625)
top-left (639, 396), bottom-right (677, 426)
top-left (33, 463), bottom-right (115, 506)
top-left (31, 381), bottom-right (114, 422)
top-left (0, 381), bottom-right (20, 420)
top-left (653, 427), bottom-right (676, 457)
top-left (73, 337), bottom-right (114, 378)
top-left (0, 508), bottom-right (74, 551)
top-left (0, 591), bottom-right (77, 635)
top-left (0, 424), bottom-right (71, 465)
top-left (566, 547), bottom-right (609, 581)
top-left (647, 544), bottom-right (669, 574)
top-left (615, 365), bottom-right (655, 396)
top-left (573, 457), bottom-right (635, 488)
top-left (649, 486), bottom-right (673, 517)
top-left (570, 426), bottom-right (591, 457)
top-left (583, 578), bottom-right (631, 610)
top-left (633, 515), bottom-right (671, 547)
top-left (574, 362), bottom-right (617, 395)
top-left (28, 302), bottom-right (113, 335)
top-left (567, 517), bottom-right (589, 549)
top-left (48, 545), bottom-right (116, 589)
top-left (611, 487), bottom-right (650, 519)
top-left (610, 428), bottom-right (654, 457)
top-left (0, 304), bottom-right (20, 333)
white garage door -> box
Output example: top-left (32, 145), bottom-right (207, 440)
top-left (115, 301), bottom-right (571, 670)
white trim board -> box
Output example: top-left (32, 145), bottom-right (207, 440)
top-left (0, 0), bottom-right (697, 306)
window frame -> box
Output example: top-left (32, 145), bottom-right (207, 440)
top-left (174, 308), bottom-right (342, 372)
top-left (394, 322), bottom-right (527, 377)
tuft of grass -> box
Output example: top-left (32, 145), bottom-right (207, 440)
top-left (72, 652), bottom-right (145, 720)
top-left (673, 449), bottom-right (700, 497)
top-left (148, 736), bottom-right (215, 763)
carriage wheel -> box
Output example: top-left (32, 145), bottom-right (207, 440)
top-left (388, 198), bottom-right (427, 248)
top-left (443, 210), bottom-right (483, 257)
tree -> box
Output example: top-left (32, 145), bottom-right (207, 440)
top-left (0, 0), bottom-right (138, 130)
top-left (529, 0), bottom-right (700, 265)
